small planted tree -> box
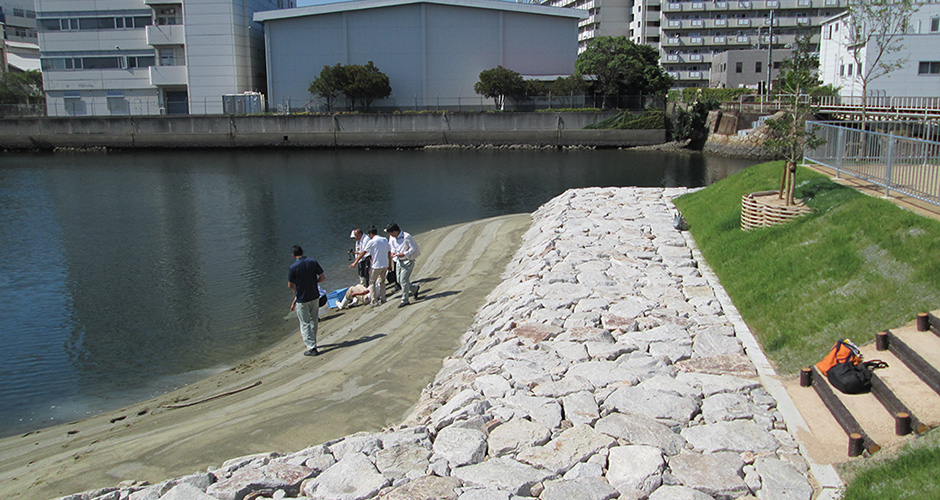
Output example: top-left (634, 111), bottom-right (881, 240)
top-left (308, 64), bottom-right (346, 112)
top-left (763, 34), bottom-right (826, 206)
top-left (842, 0), bottom-right (918, 121)
top-left (474, 66), bottom-right (526, 110)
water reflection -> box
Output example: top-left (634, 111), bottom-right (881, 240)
top-left (0, 148), bottom-right (757, 436)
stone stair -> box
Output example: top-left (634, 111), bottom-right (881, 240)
top-left (787, 310), bottom-right (940, 464)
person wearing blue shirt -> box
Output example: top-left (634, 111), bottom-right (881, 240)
top-left (288, 245), bottom-right (326, 356)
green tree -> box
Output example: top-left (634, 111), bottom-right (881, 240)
top-left (342, 61), bottom-right (391, 111)
top-left (474, 66), bottom-right (526, 110)
top-left (842, 0), bottom-right (918, 121)
top-left (574, 36), bottom-right (673, 105)
top-left (763, 34), bottom-right (827, 206)
top-left (0, 70), bottom-right (44, 105)
top-left (308, 64), bottom-right (346, 112)
top-left (549, 75), bottom-right (587, 107)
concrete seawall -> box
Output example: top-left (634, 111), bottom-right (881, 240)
top-left (0, 112), bottom-right (666, 150)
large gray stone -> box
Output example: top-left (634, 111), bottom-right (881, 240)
top-left (606, 445), bottom-right (665, 498)
top-left (603, 386), bottom-right (699, 427)
top-left (487, 418), bottom-right (552, 457)
top-left (566, 360), bottom-right (639, 388)
top-left (502, 394), bottom-right (563, 430)
top-left (329, 432), bottom-right (382, 460)
top-left (692, 331), bottom-right (743, 358)
top-left (516, 424), bottom-right (616, 475)
top-left (474, 374), bottom-right (512, 399)
top-left (540, 477), bottom-right (620, 500)
top-left (533, 375), bottom-right (594, 398)
top-left (701, 392), bottom-right (761, 423)
top-left (755, 457), bottom-right (814, 500)
top-left (562, 390), bottom-right (600, 426)
top-left (681, 421), bottom-right (780, 454)
top-left (302, 452), bottom-right (390, 500)
top-left (669, 451), bottom-right (747, 498)
top-left (594, 412), bottom-right (686, 456)
top-left (160, 484), bottom-right (217, 500)
top-left (648, 485), bottom-right (716, 500)
top-left (676, 373), bottom-right (762, 398)
top-left (451, 457), bottom-right (553, 496)
top-left (379, 475), bottom-right (461, 500)
top-left (433, 426), bottom-right (488, 468)
top-left (206, 462), bottom-right (313, 500)
top-left (429, 389), bottom-right (491, 431)
top-left (375, 443), bottom-right (432, 480)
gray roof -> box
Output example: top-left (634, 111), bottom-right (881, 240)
top-left (254, 0), bottom-right (587, 22)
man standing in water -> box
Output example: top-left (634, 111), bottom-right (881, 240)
top-left (386, 223), bottom-right (420, 308)
top-left (288, 245), bottom-right (326, 356)
top-left (350, 226), bottom-right (390, 306)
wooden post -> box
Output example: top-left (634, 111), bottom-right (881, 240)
top-left (896, 412), bottom-right (912, 436)
top-left (800, 367), bottom-right (813, 387)
top-left (876, 330), bottom-right (889, 351)
top-left (848, 433), bottom-right (864, 457)
top-left (917, 312), bottom-right (929, 332)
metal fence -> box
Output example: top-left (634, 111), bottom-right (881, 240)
top-left (803, 121), bottom-right (940, 206)
top-left (7, 94), bottom-right (664, 118)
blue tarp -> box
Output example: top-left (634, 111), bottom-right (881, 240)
top-left (326, 287), bottom-right (349, 309)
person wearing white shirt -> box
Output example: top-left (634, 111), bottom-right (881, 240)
top-left (385, 222), bottom-right (421, 307)
top-left (350, 225), bottom-right (390, 306)
top-left (350, 228), bottom-right (372, 286)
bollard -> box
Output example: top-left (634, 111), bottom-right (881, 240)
top-left (917, 312), bottom-right (929, 332)
top-left (875, 330), bottom-right (889, 351)
top-left (800, 367), bottom-right (813, 387)
top-left (848, 433), bottom-right (864, 457)
top-left (895, 412), bottom-right (912, 436)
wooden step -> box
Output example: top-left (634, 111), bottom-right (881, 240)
top-left (860, 343), bottom-right (940, 430)
top-left (880, 327), bottom-right (940, 397)
top-left (809, 366), bottom-right (881, 456)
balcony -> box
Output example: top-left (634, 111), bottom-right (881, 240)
top-left (691, 19), bottom-right (704, 27)
top-left (690, 2), bottom-right (704, 10)
top-left (149, 65), bottom-right (187, 86)
top-left (713, 35), bottom-right (727, 44)
top-left (668, 19), bottom-right (682, 27)
top-left (666, 2), bottom-right (682, 11)
top-left (147, 24), bottom-right (184, 46)
top-left (713, 1), bottom-right (728, 9)
top-left (689, 37), bottom-right (704, 45)
top-left (737, 18), bottom-right (752, 26)
top-left (766, 0), bottom-right (779, 6)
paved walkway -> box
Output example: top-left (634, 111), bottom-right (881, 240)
top-left (804, 164), bottom-right (940, 222)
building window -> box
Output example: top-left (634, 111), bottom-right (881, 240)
top-left (756, 61), bottom-right (762, 73)
top-left (839, 64), bottom-right (844, 76)
top-left (931, 17), bottom-right (939, 32)
top-left (156, 7), bottom-right (181, 25)
top-left (735, 61), bottom-right (743, 73)
top-left (38, 15), bottom-right (151, 31)
top-left (918, 61), bottom-right (940, 74)
top-left (847, 64), bottom-right (854, 76)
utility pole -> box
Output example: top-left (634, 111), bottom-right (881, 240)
top-left (766, 10), bottom-right (775, 95)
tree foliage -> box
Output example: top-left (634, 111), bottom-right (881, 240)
top-left (308, 64), bottom-right (345, 111)
top-left (308, 61), bottom-right (391, 111)
top-left (763, 34), bottom-right (827, 206)
top-left (574, 36), bottom-right (673, 100)
top-left (474, 66), bottom-right (526, 110)
top-left (842, 0), bottom-right (918, 120)
top-left (0, 70), bottom-right (44, 105)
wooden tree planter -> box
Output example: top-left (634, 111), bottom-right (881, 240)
top-left (741, 190), bottom-right (812, 230)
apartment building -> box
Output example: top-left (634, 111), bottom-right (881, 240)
top-left (658, 0), bottom-right (843, 88)
top-left (819, 3), bottom-right (940, 98)
top-left (543, 0), bottom-right (630, 52)
top-left (37, 0), bottom-right (294, 116)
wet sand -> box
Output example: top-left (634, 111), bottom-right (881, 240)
top-left (0, 214), bottom-right (530, 500)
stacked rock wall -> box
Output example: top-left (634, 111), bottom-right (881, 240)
top-left (57, 188), bottom-right (818, 500)
top-left (703, 110), bottom-right (782, 160)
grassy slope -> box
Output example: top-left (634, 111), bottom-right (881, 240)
top-left (673, 161), bottom-right (940, 375)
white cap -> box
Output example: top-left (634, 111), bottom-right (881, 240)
top-left (350, 230), bottom-right (357, 238)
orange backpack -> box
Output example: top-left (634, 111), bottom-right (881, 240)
top-left (816, 339), bottom-right (862, 376)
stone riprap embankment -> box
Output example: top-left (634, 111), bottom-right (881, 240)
top-left (58, 188), bottom-right (816, 500)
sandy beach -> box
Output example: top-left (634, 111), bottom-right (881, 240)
top-left (0, 214), bottom-right (531, 500)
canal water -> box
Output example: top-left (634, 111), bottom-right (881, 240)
top-left (0, 148), bottom-right (757, 437)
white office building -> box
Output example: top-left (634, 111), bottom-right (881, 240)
top-left (37, 0), bottom-right (294, 116)
top-left (1, 0), bottom-right (39, 45)
top-left (819, 3), bottom-right (940, 99)
top-left (255, 0), bottom-right (583, 112)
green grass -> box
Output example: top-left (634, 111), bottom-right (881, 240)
top-left (674, 161), bottom-right (940, 498)
top-left (673, 161), bottom-right (940, 375)
top-left (839, 429), bottom-right (940, 500)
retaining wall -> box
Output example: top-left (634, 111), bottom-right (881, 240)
top-left (0, 112), bottom-right (666, 150)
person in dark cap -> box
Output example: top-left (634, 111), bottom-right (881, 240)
top-left (288, 245), bottom-right (325, 356)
